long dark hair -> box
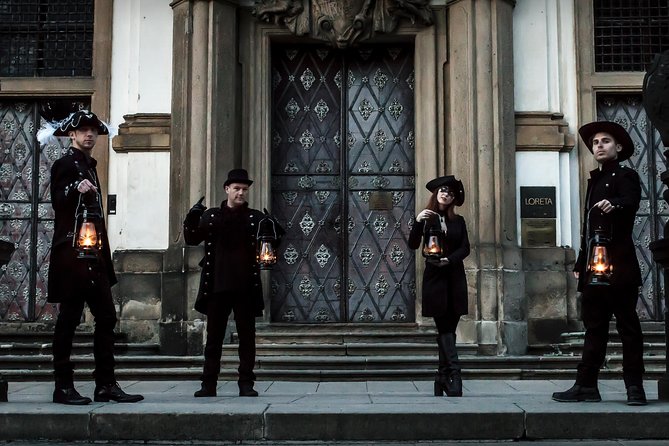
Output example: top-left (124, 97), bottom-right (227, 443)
top-left (425, 189), bottom-right (456, 220)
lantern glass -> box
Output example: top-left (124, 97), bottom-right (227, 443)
top-left (258, 240), bottom-right (277, 269)
top-left (587, 232), bottom-right (612, 286)
top-left (78, 221), bottom-right (98, 248)
top-left (422, 234), bottom-right (442, 258)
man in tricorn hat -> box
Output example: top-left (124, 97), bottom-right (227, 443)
top-left (47, 111), bottom-right (143, 404)
top-left (552, 121), bottom-right (646, 405)
top-left (184, 169), bottom-right (283, 397)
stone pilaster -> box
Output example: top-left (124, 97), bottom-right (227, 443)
top-left (446, 0), bottom-right (524, 354)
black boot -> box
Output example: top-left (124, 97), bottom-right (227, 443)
top-left (238, 382), bottom-right (258, 397)
top-left (440, 333), bottom-right (462, 397)
top-left (53, 371), bottom-right (91, 405)
top-left (194, 382), bottom-right (217, 397)
top-left (434, 336), bottom-right (450, 396)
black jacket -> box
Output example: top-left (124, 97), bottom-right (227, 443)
top-left (47, 148), bottom-right (116, 302)
top-left (574, 161), bottom-right (642, 292)
top-left (184, 202), bottom-right (267, 316)
top-left (409, 213), bottom-right (470, 317)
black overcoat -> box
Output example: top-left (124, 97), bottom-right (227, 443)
top-left (574, 161), bottom-right (642, 292)
top-left (184, 202), bottom-right (266, 316)
top-left (409, 213), bottom-right (470, 317)
top-left (47, 148), bottom-right (116, 303)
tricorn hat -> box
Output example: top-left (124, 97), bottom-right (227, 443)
top-left (53, 110), bottom-right (110, 136)
top-left (578, 121), bottom-right (634, 162)
top-left (425, 175), bottom-right (465, 206)
top-left (224, 168), bottom-right (253, 187)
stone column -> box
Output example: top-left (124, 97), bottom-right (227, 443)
top-left (446, 0), bottom-right (524, 354)
top-left (163, 0), bottom-right (240, 354)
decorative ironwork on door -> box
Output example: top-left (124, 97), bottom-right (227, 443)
top-left (270, 44), bottom-right (416, 323)
top-left (0, 100), bottom-right (79, 322)
top-left (597, 94), bottom-right (667, 320)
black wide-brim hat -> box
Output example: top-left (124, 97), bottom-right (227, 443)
top-left (425, 175), bottom-right (465, 206)
top-left (578, 121), bottom-right (634, 162)
top-left (53, 110), bottom-right (110, 136)
top-left (224, 168), bottom-right (253, 187)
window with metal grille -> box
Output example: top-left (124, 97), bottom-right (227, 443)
top-left (594, 0), bottom-right (669, 72)
top-left (0, 0), bottom-right (93, 77)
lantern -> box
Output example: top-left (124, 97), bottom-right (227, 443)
top-left (587, 229), bottom-right (612, 286)
top-left (256, 216), bottom-right (278, 269)
top-left (73, 196), bottom-right (103, 260)
top-left (422, 227), bottom-right (443, 259)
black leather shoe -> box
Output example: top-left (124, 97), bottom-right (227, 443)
top-left (53, 387), bottom-right (92, 405)
top-left (627, 385), bottom-right (648, 406)
top-left (552, 384), bottom-right (601, 402)
top-left (94, 382), bottom-right (144, 403)
top-left (238, 383), bottom-right (258, 397)
top-left (194, 383), bottom-right (217, 397)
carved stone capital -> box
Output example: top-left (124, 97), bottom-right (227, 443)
top-left (515, 112), bottom-right (575, 153)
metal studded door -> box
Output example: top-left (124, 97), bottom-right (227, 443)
top-left (270, 44), bottom-right (416, 323)
top-left (0, 100), bottom-right (79, 322)
top-left (597, 94), bottom-right (667, 320)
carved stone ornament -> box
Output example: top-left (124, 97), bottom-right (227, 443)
top-left (253, 0), bottom-right (433, 48)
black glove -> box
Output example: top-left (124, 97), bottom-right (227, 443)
top-left (184, 196), bottom-right (206, 227)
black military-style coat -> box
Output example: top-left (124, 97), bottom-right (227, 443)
top-left (184, 202), bottom-right (266, 316)
top-left (409, 213), bottom-right (471, 317)
top-left (574, 161), bottom-right (642, 292)
top-left (47, 147), bottom-right (116, 303)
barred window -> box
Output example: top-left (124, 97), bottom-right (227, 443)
top-left (0, 0), bottom-right (93, 77)
top-left (594, 0), bottom-right (669, 72)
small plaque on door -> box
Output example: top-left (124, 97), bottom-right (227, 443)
top-left (369, 191), bottom-right (393, 210)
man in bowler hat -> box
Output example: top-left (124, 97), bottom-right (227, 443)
top-left (184, 169), bottom-right (283, 397)
top-left (552, 121), bottom-right (646, 405)
top-left (47, 111), bottom-right (143, 404)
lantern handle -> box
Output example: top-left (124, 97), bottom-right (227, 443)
top-left (257, 215), bottom-right (278, 240)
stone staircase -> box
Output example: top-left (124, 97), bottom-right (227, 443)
top-left (0, 322), bottom-right (665, 381)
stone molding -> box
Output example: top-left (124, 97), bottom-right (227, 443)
top-left (515, 112), bottom-right (575, 153)
top-left (112, 113), bottom-right (171, 153)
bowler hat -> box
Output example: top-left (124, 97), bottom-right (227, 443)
top-left (578, 121), bottom-right (635, 162)
top-left (224, 168), bottom-right (253, 187)
top-left (53, 110), bottom-right (110, 136)
top-left (425, 175), bottom-right (465, 206)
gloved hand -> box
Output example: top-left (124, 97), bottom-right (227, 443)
top-left (184, 196), bottom-right (206, 228)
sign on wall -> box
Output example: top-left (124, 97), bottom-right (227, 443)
top-left (520, 186), bottom-right (556, 247)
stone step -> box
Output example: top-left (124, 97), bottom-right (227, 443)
top-left (222, 342), bottom-right (479, 356)
top-left (250, 331), bottom-right (440, 344)
top-left (529, 342), bottom-right (667, 356)
top-left (0, 342), bottom-right (160, 356)
top-left (560, 330), bottom-right (666, 344)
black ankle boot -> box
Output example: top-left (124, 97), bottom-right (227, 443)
top-left (238, 382), bottom-right (258, 397)
top-left (446, 371), bottom-right (463, 397)
top-left (434, 336), bottom-right (449, 396)
top-left (194, 382), bottom-right (217, 397)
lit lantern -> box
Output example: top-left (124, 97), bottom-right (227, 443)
top-left (72, 197), bottom-right (102, 259)
top-left (587, 230), bottom-right (612, 286)
top-left (422, 227), bottom-right (443, 259)
top-left (256, 216), bottom-right (278, 269)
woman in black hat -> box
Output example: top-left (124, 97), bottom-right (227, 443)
top-left (409, 175), bottom-right (470, 397)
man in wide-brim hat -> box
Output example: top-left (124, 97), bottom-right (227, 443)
top-left (552, 120), bottom-right (646, 405)
top-left (47, 110), bottom-right (143, 405)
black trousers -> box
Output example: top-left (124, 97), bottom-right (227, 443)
top-left (576, 284), bottom-right (645, 387)
top-left (201, 293), bottom-right (256, 385)
top-left (433, 313), bottom-right (461, 334)
top-left (52, 268), bottom-right (117, 387)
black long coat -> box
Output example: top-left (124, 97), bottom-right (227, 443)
top-left (574, 161), bottom-right (642, 292)
top-left (184, 202), bottom-right (266, 316)
top-left (409, 213), bottom-right (470, 317)
top-left (47, 148), bottom-right (116, 303)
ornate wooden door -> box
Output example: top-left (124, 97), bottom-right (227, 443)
top-left (597, 94), bottom-right (667, 320)
top-left (0, 101), bottom-right (72, 322)
top-left (270, 44), bottom-right (416, 323)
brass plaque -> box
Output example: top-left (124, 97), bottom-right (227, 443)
top-left (368, 191), bottom-right (393, 210)
top-left (521, 218), bottom-right (556, 247)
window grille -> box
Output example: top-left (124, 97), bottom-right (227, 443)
top-left (0, 0), bottom-right (93, 77)
top-left (594, 0), bottom-right (669, 72)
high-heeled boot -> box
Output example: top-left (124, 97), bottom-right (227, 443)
top-left (434, 336), bottom-right (450, 396)
top-left (441, 333), bottom-right (462, 397)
